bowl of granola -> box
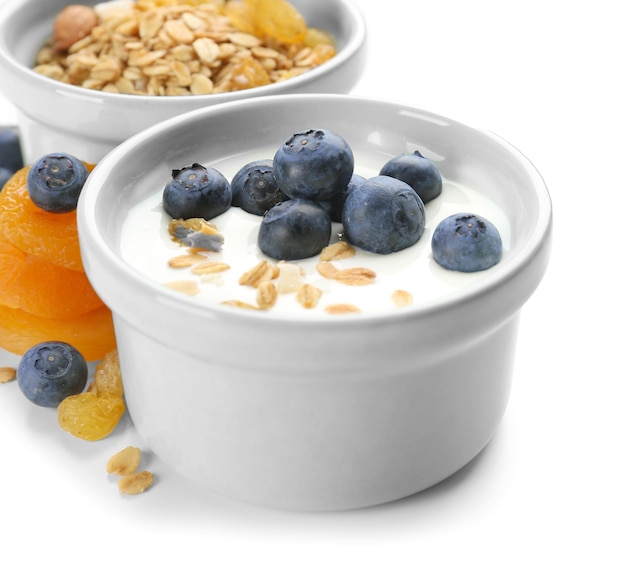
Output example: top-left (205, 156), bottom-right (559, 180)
top-left (77, 93), bottom-right (552, 511)
top-left (0, 0), bottom-right (366, 163)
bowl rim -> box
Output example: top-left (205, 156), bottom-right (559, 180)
top-left (78, 93), bottom-right (553, 328)
top-left (0, 0), bottom-right (367, 104)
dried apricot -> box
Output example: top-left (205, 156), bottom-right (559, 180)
top-left (0, 161), bottom-right (115, 361)
top-left (0, 233), bottom-right (104, 318)
top-left (57, 390), bottom-right (125, 441)
top-left (0, 232), bottom-right (25, 309)
top-left (0, 303), bottom-right (116, 362)
top-left (0, 164), bottom-right (94, 272)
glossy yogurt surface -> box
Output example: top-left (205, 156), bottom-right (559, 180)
top-left (120, 153), bottom-right (510, 317)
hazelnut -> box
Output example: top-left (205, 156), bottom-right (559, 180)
top-left (52, 5), bottom-right (99, 52)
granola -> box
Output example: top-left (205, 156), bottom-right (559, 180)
top-left (34, 0), bottom-right (337, 96)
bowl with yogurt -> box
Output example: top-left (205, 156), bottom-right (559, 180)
top-left (78, 93), bottom-right (552, 511)
top-left (0, 0), bottom-right (366, 164)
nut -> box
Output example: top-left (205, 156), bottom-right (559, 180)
top-left (52, 5), bottom-right (99, 52)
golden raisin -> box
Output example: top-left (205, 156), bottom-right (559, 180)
top-left (57, 391), bottom-right (125, 441)
top-left (224, 0), bottom-right (307, 44)
top-left (226, 55), bottom-right (270, 91)
top-left (255, 0), bottom-right (307, 44)
top-left (93, 349), bottom-right (124, 397)
top-left (304, 27), bottom-right (336, 48)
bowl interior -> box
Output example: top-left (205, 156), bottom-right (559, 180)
top-left (0, 0), bottom-right (363, 90)
top-left (80, 93), bottom-right (551, 322)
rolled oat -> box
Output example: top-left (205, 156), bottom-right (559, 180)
top-left (106, 445), bottom-right (142, 476)
top-left (34, 1), bottom-right (337, 96)
top-left (164, 279), bottom-right (201, 295)
top-left (0, 367), bottom-right (16, 384)
top-left (256, 280), bottom-right (278, 310)
top-left (168, 252), bottom-right (208, 268)
top-left (392, 289), bottom-right (414, 307)
top-left (190, 260), bottom-right (231, 275)
top-left (320, 241), bottom-right (356, 262)
top-left (324, 303), bottom-right (362, 314)
top-left (118, 470), bottom-right (154, 495)
top-left (239, 259), bottom-right (276, 287)
top-left (295, 283), bottom-right (322, 309)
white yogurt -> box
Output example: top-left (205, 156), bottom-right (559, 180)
top-left (120, 156), bottom-right (510, 317)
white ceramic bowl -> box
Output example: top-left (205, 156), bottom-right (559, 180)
top-left (78, 94), bottom-right (552, 511)
top-left (0, 0), bottom-right (366, 164)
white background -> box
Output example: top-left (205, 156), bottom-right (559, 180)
top-left (1, 0), bottom-right (624, 586)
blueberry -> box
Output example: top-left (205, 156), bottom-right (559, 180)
top-left (163, 163), bottom-right (232, 220)
top-left (431, 213), bottom-right (503, 272)
top-left (273, 129), bottom-right (354, 202)
top-left (380, 150), bottom-right (442, 203)
top-left (0, 128), bottom-right (24, 173)
top-left (26, 152), bottom-right (88, 213)
top-left (17, 341), bottom-right (88, 408)
top-left (342, 175), bottom-right (426, 254)
top-left (319, 173), bottom-right (366, 223)
top-left (0, 167), bottom-right (13, 190)
top-left (231, 159), bottom-right (288, 216)
top-left (258, 199), bottom-right (331, 261)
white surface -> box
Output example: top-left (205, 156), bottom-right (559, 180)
top-left (0, 0), bottom-right (623, 585)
